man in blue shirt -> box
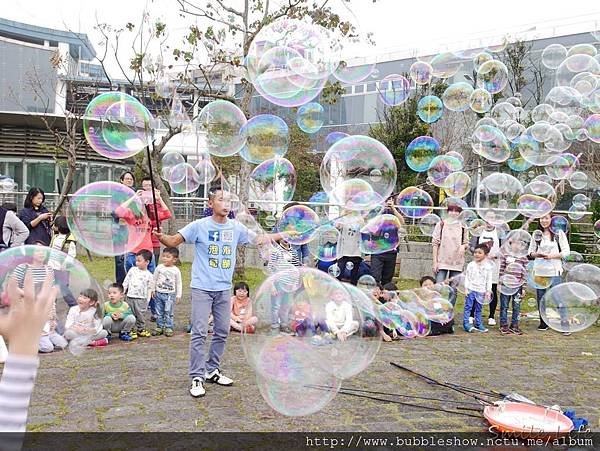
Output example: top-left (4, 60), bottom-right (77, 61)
top-left (155, 186), bottom-right (281, 398)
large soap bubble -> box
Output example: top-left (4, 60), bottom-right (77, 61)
top-left (84, 92), bottom-right (152, 160)
top-left (246, 18), bottom-right (341, 107)
top-left (276, 205), bottom-right (320, 245)
top-left (360, 214), bottom-right (404, 254)
top-left (296, 102), bottom-right (324, 134)
top-left (397, 187), bottom-right (433, 219)
top-left (240, 114), bottom-right (289, 164)
top-left (477, 60), bottom-right (509, 94)
top-left (250, 158), bottom-right (297, 213)
top-left (405, 136), bottom-right (440, 172)
top-left (66, 182), bottom-right (148, 257)
top-left (417, 95), bottom-right (444, 123)
top-left (540, 282), bottom-right (600, 333)
top-left (379, 74), bottom-right (411, 106)
top-left (195, 100), bottom-right (247, 157)
top-left (320, 136), bottom-right (396, 211)
top-left (442, 82), bottom-right (473, 112)
top-left (242, 268), bottom-right (381, 415)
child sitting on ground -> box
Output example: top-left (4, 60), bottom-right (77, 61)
top-left (151, 247), bottom-right (182, 337)
top-left (463, 243), bottom-right (493, 333)
top-left (102, 283), bottom-right (136, 341)
top-left (325, 289), bottom-right (359, 341)
top-left (230, 282), bottom-right (258, 333)
top-left (63, 288), bottom-right (109, 347)
top-left (290, 294), bottom-right (328, 337)
top-left (123, 249), bottom-right (155, 338)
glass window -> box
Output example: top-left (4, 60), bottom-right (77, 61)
top-left (354, 84), bottom-right (364, 94)
top-left (57, 162), bottom-right (86, 193)
top-left (5, 161), bottom-right (24, 192)
top-left (26, 162), bottom-right (55, 193)
top-left (89, 164), bottom-right (110, 183)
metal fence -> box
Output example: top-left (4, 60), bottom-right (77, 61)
top-left (1, 191), bottom-right (598, 261)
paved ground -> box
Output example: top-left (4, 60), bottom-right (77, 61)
top-left (21, 316), bottom-right (600, 432)
top-left (5, 259), bottom-right (599, 433)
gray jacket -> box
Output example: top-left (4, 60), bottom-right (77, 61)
top-left (2, 209), bottom-right (29, 248)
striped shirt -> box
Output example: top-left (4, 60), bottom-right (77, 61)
top-left (11, 264), bottom-right (54, 288)
top-left (0, 354), bottom-right (39, 432)
top-left (268, 242), bottom-right (301, 290)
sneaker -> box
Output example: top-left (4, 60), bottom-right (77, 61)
top-left (164, 328), bottom-right (174, 337)
top-left (137, 329), bottom-right (151, 338)
top-left (465, 327), bottom-right (476, 333)
top-left (537, 325), bottom-right (549, 331)
top-left (310, 335), bottom-right (323, 346)
top-left (88, 338), bottom-right (109, 347)
top-left (119, 332), bottom-right (133, 342)
top-left (468, 317), bottom-right (474, 325)
top-left (244, 325), bottom-right (256, 334)
top-left (106, 333), bottom-right (113, 342)
top-left (129, 330), bottom-right (138, 339)
top-left (476, 327), bottom-right (488, 333)
top-left (500, 325), bottom-right (510, 334)
top-left (151, 328), bottom-right (163, 336)
top-left (488, 318), bottom-right (496, 326)
top-left (150, 315), bottom-right (158, 322)
top-left (205, 369), bottom-right (234, 386)
top-left (509, 325), bottom-right (523, 335)
top-left (186, 324), bottom-right (192, 334)
top-left (189, 377), bottom-right (205, 398)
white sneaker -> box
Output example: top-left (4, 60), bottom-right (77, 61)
top-left (468, 317), bottom-right (474, 324)
top-left (205, 369), bottom-right (234, 386)
top-left (488, 318), bottom-right (496, 326)
top-left (189, 377), bottom-right (206, 398)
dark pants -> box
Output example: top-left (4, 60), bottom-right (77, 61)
top-left (294, 318), bottom-right (328, 337)
top-left (336, 256), bottom-right (363, 285)
top-left (114, 254), bottom-right (126, 286)
top-left (370, 252), bottom-right (398, 286)
top-left (470, 283), bottom-right (497, 319)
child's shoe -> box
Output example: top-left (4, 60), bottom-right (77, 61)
top-left (88, 338), bottom-right (109, 347)
top-left (119, 332), bottom-right (133, 342)
top-left (244, 325), bottom-right (256, 334)
top-left (186, 324), bottom-right (192, 333)
top-left (476, 326), bottom-right (489, 333)
top-left (164, 328), bottom-right (174, 337)
top-left (129, 330), bottom-right (138, 339)
top-left (465, 326), bottom-right (476, 333)
top-left (151, 328), bottom-right (163, 336)
top-left (106, 333), bottom-right (113, 342)
top-left (150, 314), bottom-right (158, 322)
top-left (138, 329), bottom-right (151, 338)
top-left (500, 325), bottom-right (510, 334)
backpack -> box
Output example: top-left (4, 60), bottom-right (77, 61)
top-left (439, 220), bottom-right (467, 244)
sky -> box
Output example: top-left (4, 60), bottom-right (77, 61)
top-left (4, 0), bottom-right (600, 77)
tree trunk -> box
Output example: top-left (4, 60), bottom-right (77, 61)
top-left (234, 81), bottom-right (255, 278)
top-left (54, 148), bottom-right (76, 216)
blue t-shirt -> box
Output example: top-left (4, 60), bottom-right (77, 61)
top-left (179, 217), bottom-right (255, 291)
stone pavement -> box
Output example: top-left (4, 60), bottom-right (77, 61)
top-left (23, 319), bottom-right (600, 432)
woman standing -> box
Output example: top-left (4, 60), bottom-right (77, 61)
top-left (527, 214), bottom-right (570, 334)
top-left (19, 188), bottom-right (52, 246)
top-left (115, 171), bottom-right (136, 285)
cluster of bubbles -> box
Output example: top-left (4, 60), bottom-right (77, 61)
top-left (15, 16), bottom-right (598, 415)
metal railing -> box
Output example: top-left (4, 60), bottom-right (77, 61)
top-left (2, 191), bottom-right (598, 260)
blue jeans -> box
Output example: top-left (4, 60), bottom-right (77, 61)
top-left (154, 292), bottom-right (175, 329)
top-left (125, 252), bottom-right (157, 315)
top-left (189, 288), bottom-right (231, 379)
top-left (463, 291), bottom-right (484, 330)
top-left (435, 269), bottom-right (461, 306)
top-left (499, 292), bottom-right (521, 327)
top-left (536, 275), bottom-right (562, 328)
